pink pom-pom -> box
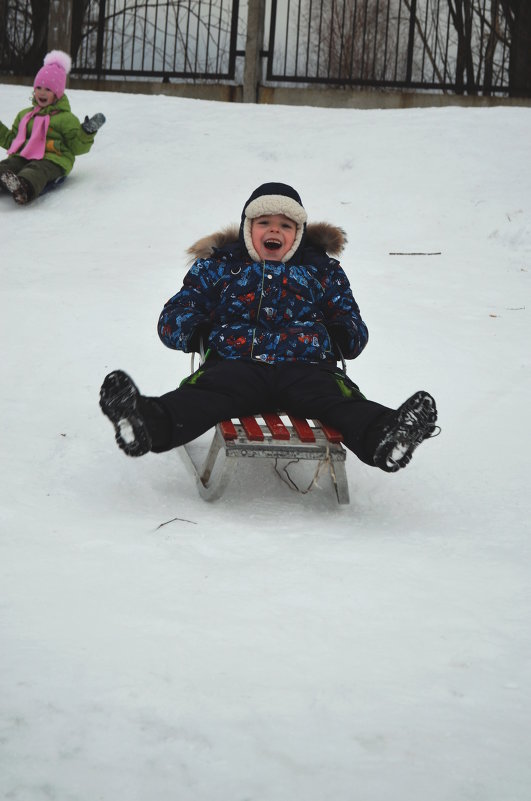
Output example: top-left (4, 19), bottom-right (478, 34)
top-left (43, 50), bottom-right (72, 75)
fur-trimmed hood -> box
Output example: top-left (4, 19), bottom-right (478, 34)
top-left (187, 222), bottom-right (347, 264)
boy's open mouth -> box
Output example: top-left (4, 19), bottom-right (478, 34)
top-left (264, 239), bottom-right (282, 250)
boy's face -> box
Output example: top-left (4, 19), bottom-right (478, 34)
top-left (34, 86), bottom-right (56, 108)
top-left (251, 214), bottom-right (297, 261)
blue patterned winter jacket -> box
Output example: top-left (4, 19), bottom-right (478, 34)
top-left (158, 222), bottom-right (368, 364)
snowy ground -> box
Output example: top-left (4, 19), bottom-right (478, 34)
top-left (1, 83), bottom-right (530, 801)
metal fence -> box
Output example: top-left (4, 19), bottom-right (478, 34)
top-left (266, 0), bottom-right (511, 94)
top-left (73, 0), bottom-right (242, 80)
top-left (0, 0), bottom-right (514, 94)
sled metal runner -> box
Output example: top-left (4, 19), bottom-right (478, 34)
top-left (179, 413), bottom-right (350, 504)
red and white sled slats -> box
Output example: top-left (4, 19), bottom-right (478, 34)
top-left (180, 413), bottom-right (349, 505)
top-left (221, 414), bottom-right (342, 446)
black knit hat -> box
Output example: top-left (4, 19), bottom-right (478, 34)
top-left (240, 182), bottom-right (308, 262)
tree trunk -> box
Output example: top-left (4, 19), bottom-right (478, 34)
top-left (448, 0), bottom-right (477, 94)
top-left (71, 0), bottom-right (93, 64)
top-left (21, 0), bottom-right (49, 74)
top-left (482, 0), bottom-right (500, 96)
top-left (47, 0), bottom-right (73, 53)
top-left (508, 0), bottom-right (531, 96)
top-left (463, 0), bottom-right (477, 93)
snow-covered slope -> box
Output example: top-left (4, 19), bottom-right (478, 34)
top-left (1, 84), bottom-right (530, 800)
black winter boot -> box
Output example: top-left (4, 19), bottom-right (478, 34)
top-left (99, 370), bottom-right (172, 457)
top-left (371, 391), bottom-right (439, 472)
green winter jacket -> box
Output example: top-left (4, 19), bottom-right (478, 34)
top-left (0, 94), bottom-right (95, 175)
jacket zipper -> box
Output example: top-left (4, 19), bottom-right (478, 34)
top-left (250, 261), bottom-right (267, 360)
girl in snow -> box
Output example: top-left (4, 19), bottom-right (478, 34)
top-left (99, 182), bottom-right (439, 473)
top-left (0, 50), bottom-right (105, 205)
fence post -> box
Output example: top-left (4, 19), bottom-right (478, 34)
top-left (405, 0), bottom-right (417, 83)
top-left (47, 0), bottom-right (73, 54)
top-left (243, 0), bottom-right (266, 102)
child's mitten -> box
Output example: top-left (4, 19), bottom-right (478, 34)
top-left (188, 323), bottom-right (212, 354)
top-left (82, 113), bottom-right (106, 134)
top-left (328, 324), bottom-right (350, 359)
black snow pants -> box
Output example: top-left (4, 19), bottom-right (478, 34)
top-left (153, 358), bottom-right (391, 467)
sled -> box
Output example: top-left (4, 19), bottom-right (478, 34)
top-left (179, 412), bottom-right (350, 504)
top-left (40, 175), bottom-right (66, 196)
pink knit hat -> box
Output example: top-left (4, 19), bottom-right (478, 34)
top-left (34, 50), bottom-right (72, 98)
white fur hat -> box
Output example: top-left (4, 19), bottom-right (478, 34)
top-left (240, 182), bottom-right (308, 262)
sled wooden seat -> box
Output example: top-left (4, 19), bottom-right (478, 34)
top-left (179, 413), bottom-right (350, 504)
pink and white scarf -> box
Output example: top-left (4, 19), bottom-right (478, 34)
top-left (8, 107), bottom-right (50, 160)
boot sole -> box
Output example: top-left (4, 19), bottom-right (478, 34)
top-left (0, 170), bottom-right (22, 195)
top-left (0, 171), bottom-right (32, 204)
top-left (374, 391), bottom-right (438, 472)
top-left (99, 370), bottom-right (152, 457)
